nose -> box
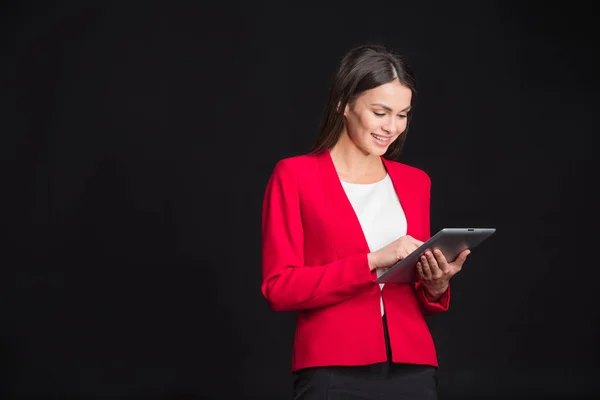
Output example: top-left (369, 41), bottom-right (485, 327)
top-left (382, 117), bottom-right (397, 135)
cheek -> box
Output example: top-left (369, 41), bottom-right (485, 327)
top-left (398, 118), bottom-right (408, 132)
top-left (347, 114), bottom-right (370, 137)
top-left (359, 114), bottom-right (379, 132)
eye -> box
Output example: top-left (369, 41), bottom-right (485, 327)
top-left (373, 112), bottom-right (386, 117)
top-left (398, 114), bottom-right (408, 119)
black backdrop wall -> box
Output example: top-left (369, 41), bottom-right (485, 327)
top-left (2, 1), bottom-right (598, 399)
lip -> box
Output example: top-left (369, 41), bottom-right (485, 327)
top-left (371, 133), bottom-right (392, 146)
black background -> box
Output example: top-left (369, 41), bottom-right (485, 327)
top-left (2, 1), bottom-right (598, 398)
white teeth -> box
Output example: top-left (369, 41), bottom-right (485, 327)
top-left (372, 134), bottom-right (389, 142)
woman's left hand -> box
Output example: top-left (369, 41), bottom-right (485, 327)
top-left (417, 248), bottom-right (470, 300)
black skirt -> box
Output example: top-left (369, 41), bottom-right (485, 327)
top-left (292, 314), bottom-right (438, 400)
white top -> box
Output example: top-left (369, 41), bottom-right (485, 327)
top-left (341, 174), bottom-right (407, 316)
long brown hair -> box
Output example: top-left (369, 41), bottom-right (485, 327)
top-left (312, 44), bottom-right (417, 160)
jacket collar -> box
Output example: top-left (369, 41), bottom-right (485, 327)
top-left (316, 150), bottom-right (418, 262)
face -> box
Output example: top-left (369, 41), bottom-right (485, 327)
top-left (343, 80), bottom-right (412, 156)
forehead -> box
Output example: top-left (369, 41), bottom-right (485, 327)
top-left (359, 80), bottom-right (412, 108)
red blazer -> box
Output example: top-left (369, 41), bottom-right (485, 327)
top-left (261, 150), bottom-right (450, 372)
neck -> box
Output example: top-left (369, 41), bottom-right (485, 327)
top-left (329, 131), bottom-right (385, 183)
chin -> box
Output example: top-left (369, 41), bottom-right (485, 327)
top-left (368, 145), bottom-right (389, 157)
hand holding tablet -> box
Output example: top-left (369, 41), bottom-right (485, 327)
top-left (376, 228), bottom-right (496, 284)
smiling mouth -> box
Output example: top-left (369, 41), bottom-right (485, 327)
top-left (372, 133), bottom-right (391, 142)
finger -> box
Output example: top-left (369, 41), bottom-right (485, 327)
top-left (405, 241), bottom-right (420, 255)
top-left (425, 251), bottom-right (443, 278)
top-left (405, 235), bottom-right (421, 246)
top-left (394, 248), bottom-right (402, 261)
top-left (433, 249), bottom-right (450, 273)
top-left (397, 249), bottom-right (408, 261)
top-left (409, 244), bottom-right (419, 255)
top-left (420, 255), bottom-right (432, 279)
top-left (418, 262), bottom-right (433, 282)
top-left (413, 238), bottom-right (424, 248)
top-left (456, 249), bottom-right (471, 263)
top-left (416, 262), bottom-right (425, 280)
top-left (450, 249), bottom-right (471, 270)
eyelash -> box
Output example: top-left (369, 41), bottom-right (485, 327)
top-left (374, 112), bottom-right (407, 119)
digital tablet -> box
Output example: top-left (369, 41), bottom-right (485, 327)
top-left (376, 228), bottom-right (496, 284)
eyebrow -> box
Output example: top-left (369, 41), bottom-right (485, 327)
top-left (371, 103), bottom-right (412, 112)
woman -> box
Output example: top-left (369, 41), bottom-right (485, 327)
top-left (261, 44), bottom-right (470, 399)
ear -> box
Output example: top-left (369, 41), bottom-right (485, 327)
top-left (337, 101), bottom-right (349, 116)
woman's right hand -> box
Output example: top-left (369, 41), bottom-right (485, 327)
top-left (367, 235), bottom-right (424, 271)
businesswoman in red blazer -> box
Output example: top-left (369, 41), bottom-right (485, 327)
top-left (261, 45), bottom-right (470, 399)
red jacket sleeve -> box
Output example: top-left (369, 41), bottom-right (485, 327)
top-left (412, 172), bottom-right (451, 315)
top-left (261, 160), bottom-right (374, 312)
top-left (415, 283), bottom-right (450, 315)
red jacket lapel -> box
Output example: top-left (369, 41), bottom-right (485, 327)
top-left (316, 151), bottom-right (371, 260)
